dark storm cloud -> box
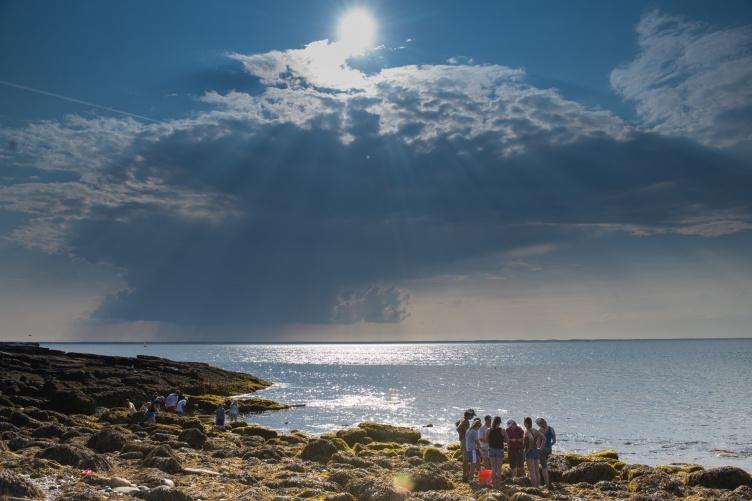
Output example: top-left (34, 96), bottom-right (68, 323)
top-left (1, 16), bottom-right (752, 330)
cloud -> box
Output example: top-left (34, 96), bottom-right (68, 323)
top-left (1, 27), bottom-right (751, 334)
top-left (331, 286), bottom-right (410, 323)
top-left (611, 10), bottom-right (752, 148)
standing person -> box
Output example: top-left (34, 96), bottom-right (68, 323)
top-left (523, 417), bottom-right (544, 487)
top-left (478, 415), bottom-right (492, 468)
top-left (215, 404), bottom-right (226, 428)
top-left (455, 409), bottom-right (475, 482)
top-left (505, 419), bottom-right (524, 477)
top-left (144, 403), bottom-right (157, 425)
top-left (176, 396), bottom-right (188, 417)
top-left (536, 418), bottom-right (556, 487)
top-left (465, 418), bottom-right (483, 483)
top-left (228, 400), bottom-right (239, 422)
top-left (164, 389), bottom-right (179, 413)
top-left (488, 416), bottom-right (506, 487)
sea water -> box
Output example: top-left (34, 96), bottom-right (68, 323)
top-left (45, 339), bottom-right (752, 468)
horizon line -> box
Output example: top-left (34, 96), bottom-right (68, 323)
top-left (20, 336), bottom-right (752, 345)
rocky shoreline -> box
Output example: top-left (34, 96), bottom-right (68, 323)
top-left (1, 343), bottom-right (750, 501)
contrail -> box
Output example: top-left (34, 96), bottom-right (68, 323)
top-left (0, 79), bottom-right (161, 123)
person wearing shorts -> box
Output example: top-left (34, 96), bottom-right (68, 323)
top-left (478, 415), bottom-right (492, 468)
top-left (465, 418), bottom-right (482, 482)
top-left (523, 416), bottom-right (544, 487)
top-left (488, 416), bottom-right (506, 487)
top-left (455, 409), bottom-right (475, 481)
top-left (505, 419), bottom-right (524, 477)
top-left (536, 417), bottom-right (556, 487)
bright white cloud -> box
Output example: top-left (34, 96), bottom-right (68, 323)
top-left (611, 11), bottom-right (752, 147)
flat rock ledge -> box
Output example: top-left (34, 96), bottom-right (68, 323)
top-left (1, 342), bottom-right (750, 501)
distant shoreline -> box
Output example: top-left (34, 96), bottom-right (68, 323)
top-left (36, 337), bottom-right (752, 345)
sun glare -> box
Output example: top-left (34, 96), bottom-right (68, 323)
top-left (338, 9), bottom-right (376, 53)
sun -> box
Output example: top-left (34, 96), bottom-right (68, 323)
top-left (338, 9), bottom-right (376, 53)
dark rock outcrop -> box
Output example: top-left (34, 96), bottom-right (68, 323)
top-left (87, 427), bottom-right (127, 453)
top-left (36, 444), bottom-right (112, 471)
top-left (562, 461), bottom-right (617, 484)
top-left (685, 466), bottom-right (752, 490)
top-left (0, 470), bottom-right (45, 499)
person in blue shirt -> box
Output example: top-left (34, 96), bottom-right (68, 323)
top-left (215, 405), bottom-right (226, 427)
top-left (536, 417), bottom-right (557, 488)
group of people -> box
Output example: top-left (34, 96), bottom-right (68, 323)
top-left (456, 409), bottom-right (556, 488)
top-left (125, 389), bottom-right (190, 425)
top-left (214, 400), bottom-right (240, 427)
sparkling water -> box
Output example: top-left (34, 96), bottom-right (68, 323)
top-left (46, 339), bottom-right (752, 469)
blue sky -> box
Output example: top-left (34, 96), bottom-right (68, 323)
top-left (1, 0), bottom-right (751, 341)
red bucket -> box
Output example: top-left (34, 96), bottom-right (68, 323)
top-left (478, 469), bottom-right (493, 486)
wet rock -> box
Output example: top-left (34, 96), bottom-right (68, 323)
top-left (300, 438), bottom-right (338, 463)
top-left (232, 424), bottom-right (278, 439)
top-left (347, 476), bottom-right (407, 501)
top-left (358, 422), bottom-right (421, 444)
top-left (47, 388), bottom-right (96, 415)
top-left (139, 485), bottom-right (195, 501)
top-left (422, 447), bottom-right (449, 463)
top-left (562, 461), bottom-right (617, 484)
top-left (336, 428), bottom-right (369, 446)
top-left (0, 470), bottom-right (45, 499)
top-left (686, 466), bottom-right (752, 490)
top-left (628, 472), bottom-right (685, 497)
top-left (243, 444), bottom-right (286, 461)
top-left (121, 451), bottom-right (146, 460)
top-left (31, 423), bottom-right (65, 438)
top-left (177, 427), bottom-right (207, 449)
top-left (87, 427), bottom-right (127, 453)
top-left (142, 446), bottom-right (183, 474)
top-left (329, 451), bottom-right (373, 468)
top-left (406, 464), bottom-right (454, 491)
top-left (36, 443), bottom-right (112, 471)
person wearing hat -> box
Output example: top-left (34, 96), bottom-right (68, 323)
top-left (536, 417), bottom-right (556, 487)
top-left (455, 409), bottom-right (475, 481)
top-left (505, 419), bottom-right (524, 477)
top-left (465, 418), bottom-right (483, 482)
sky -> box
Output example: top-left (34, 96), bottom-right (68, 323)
top-left (1, 0), bottom-right (751, 342)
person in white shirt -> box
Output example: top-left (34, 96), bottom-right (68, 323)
top-left (164, 390), bottom-right (179, 413)
top-left (126, 399), bottom-right (137, 416)
top-left (478, 415), bottom-right (492, 468)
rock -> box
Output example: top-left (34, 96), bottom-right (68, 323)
top-left (87, 427), bottom-right (127, 453)
top-left (686, 466), bottom-right (752, 490)
top-left (140, 485), bottom-right (195, 501)
top-left (320, 494), bottom-right (356, 501)
top-left (509, 493), bottom-right (542, 501)
top-left (113, 486), bottom-right (142, 494)
top-left (346, 476), bottom-right (407, 501)
top-left (232, 424), bottom-right (278, 439)
top-left (300, 438), bottom-right (338, 463)
top-left (422, 447), bottom-right (449, 463)
top-left (358, 422), bottom-right (421, 444)
top-left (336, 428), bottom-right (369, 446)
top-left (36, 444), bottom-right (112, 471)
top-left (142, 456), bottom-right (183, 474)
top-left (109, 477), bottom-right (135, 488)
top-left (478, 493), bottom-right (510, 501)
top-left (628, 472), bottom-right (685, 497)
top-left (0, 470), bottom-right (45, 499)
top-left (31, 423), bottom-right (66, 438)
top-left (177, 427), bottom-right (207, 449)
top-left (121, 451), bottom-right (145, 460)
top-left (242, 444), bottom-right (285, 461)
top-left (562, 461), bottom-right (617, 484)
top-left (142, 446), bottom-right (182, 474)
top-left (406, 464), bottom-right (453, 491)
top-left (47, 389), bottom-right (96, 414)
top-left (329, 451), bottom-right (373, 468)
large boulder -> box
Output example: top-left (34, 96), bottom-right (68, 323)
top-left (562, 461), bottom-right (617, 484)
top-left (0, 470), bottom-right (45, 499)
top-left (31, 423), bottom-right (66, 438)
top-left (422, 447), bottom-right (449, 463)
top-left (336, 428), bottom-right (369, 446)
top-left (87, 428), bottom-right (127, 453)
top-left (177, 428), bottom-right (207, 449)
top-left (231, 424), bottom-right (277, 440)
top-left (36, 444), bottom-right (112, 471)
top-left (685, 467), bottom-right (752, 490)
top-left (357, 422), bottom-right (421, 444)
top-left (300, 438), bottom-right (338, 463)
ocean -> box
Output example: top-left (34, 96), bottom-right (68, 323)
top-left (44, 339), bottom-right (752, 469)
